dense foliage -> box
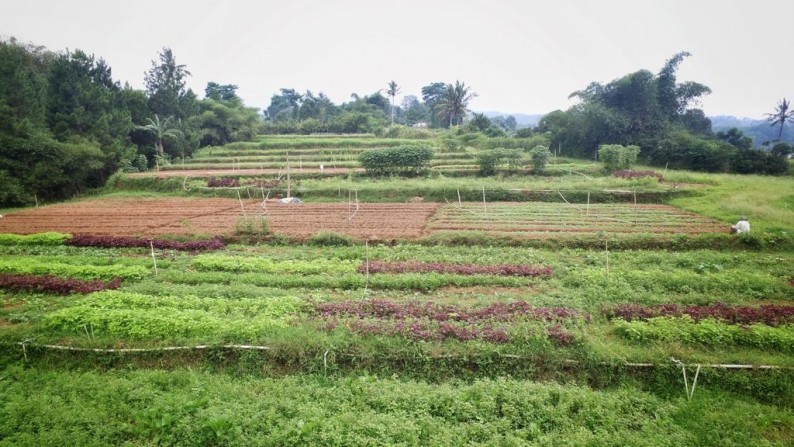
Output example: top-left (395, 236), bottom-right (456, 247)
top-left (0, 40), bottom-right (260, 206)
top-left (358, 146), bottom-right (433, 175)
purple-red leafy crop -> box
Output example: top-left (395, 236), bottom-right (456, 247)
top-left (206, 177), bottom-right (240, 187)
top-left (316, 300), bottom-right (586, 344)
top-left (67, 234), bottom-right (225, 251)
top-left (359, 261), bottom-right (553, 277)
top-left (0, 274), bottom-right (121, 295)
top-left (605, 302), bottom-right (794, 327)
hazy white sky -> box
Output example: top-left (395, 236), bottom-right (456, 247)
top-left (2, 0), bottom-right (792, 118)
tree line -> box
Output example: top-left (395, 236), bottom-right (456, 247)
top-left (535, 52), bottom-right (789, 175)
top-left (0, 39), bottom-right (259, 206)
top-left (1, 40), bottom-right (790, 207)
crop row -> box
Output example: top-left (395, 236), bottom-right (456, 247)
top-left (0, 258), bottom-right (148, 280)
top-left (163, 270), bottom-right (535, 290)
top-left (44, 291), bottom-right (303, 339)
top-left (317, 300), bottom-right (585, 344)
top-left (613, 317), bottom-right (794, 352)
top-left (0, 274), bottom-right (122, 295)
top-left (191, 255), bottom-right (358, 275)
top-left (315, 300), bottom-right (587, 323)
top-left (605, 302), bottom-right (794, 326)
top-left (0, 232), bottom-right (69, 246)
top-left (359, 261), bottom-right (553, 277)
top-left (67, 234), bottom-right (225, 251)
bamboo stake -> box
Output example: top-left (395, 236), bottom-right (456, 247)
top-left (150, 241), bottom-right (158, 276)
top-left (457, 189), bottom-right (462, 208)
top-left (605, 238), bottom-right (609, 283)
top-left (237, 190), bottom-right (247, 217)
top-left (364, 240), bottom-right (370, 297)
top-left (586, 190), bottom-right (590, 214)
top-left (482, 185), bottom-right (487, 216)
top-left (286, 152), bottom-right (291, 198)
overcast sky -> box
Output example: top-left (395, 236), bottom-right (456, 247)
top-left (2, 0), bottom-right (792, 119)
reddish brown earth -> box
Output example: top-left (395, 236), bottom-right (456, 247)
top-left (0, 198), bottom-right (440, 239)
top-left (0, 199), bottom-right (725, 239)
top-left (128, 168), bottom-right (361, 178)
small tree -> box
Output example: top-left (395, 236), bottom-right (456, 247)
top-left (136, 114), bottom-right (183, 157)
top-left (477, 148), bottom-right (522, 176)
top-left (528, 145), bottom-right (551, 173)
top-left (598, 144), bottom-right (640, 171)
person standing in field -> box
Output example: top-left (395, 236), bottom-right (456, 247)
top-left (731, 216), bottom-right (750, 234)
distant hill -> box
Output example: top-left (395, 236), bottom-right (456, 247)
top-left (710, 115), bottom-right (794, 147)
top-left (479, 111), bottom-right (544, 129)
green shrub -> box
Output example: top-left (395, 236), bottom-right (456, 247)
top-left (233, 216), bottom-right (269, 236)
top-left (307, 231), bottom-right (355, 246)
top-left (598, 144), bottom-right (640, 171)
top-left (528, 145), bottom-right (551, 173)
top-left (358, 146), bottom-right (434, 175)
top-left (476, 148), bottom-right (522, 175)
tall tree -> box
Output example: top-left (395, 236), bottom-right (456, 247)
top-left (266, 88), bottom-right (302, 121)
top-left (420, 82), bottom-right (446, 127)
top-left (435, 81), bottom-right (476, 127)
top-left (204, 82), bottom-right (239, 102)
top-left (144, 48), bottom-right (192, 119)
top-left (764, 98), bottom-right (793, 141)
top-left (386, 80), bottom-right (400, 125)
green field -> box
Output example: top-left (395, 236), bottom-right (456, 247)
top-left (1, 134), bottom-right (793, 445)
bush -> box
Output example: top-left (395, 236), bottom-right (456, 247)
top-left (598, 144), bottom-right (640, 171)
top-left (477, 148), bottom-right (522, 175)
top-left (307, 231), bottom-right (355, 246)
top-left (528, 145), bottom-right (551, 173)
top-left (358, 146), bottom-right (433, 175)
top-left (233, 216), bottom-right (269, 236)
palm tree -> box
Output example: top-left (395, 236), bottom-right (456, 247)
top-left (765, 98), bottom-right (794, 141)
top-left (137, 114), bottom-right (183, 157)
top-left (434, 81), bottom-right (477, 127)
top-left (386, 80), bottom-right (400, 125)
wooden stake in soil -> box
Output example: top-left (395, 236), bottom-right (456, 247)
top-left (364, 240), bottom-right (370, 297)
top-left (457, 189), bottom-right (462, 208)
top-left (150, 241), bottom-right (158, 276)
top-left (482, 185), bottom-right (487, 216)
top-left (34, 195), bottom-right (39, 208)
top-left (605, 238), bottom-right (609, 284)
top-left (586, 190), bottom-right (590, 214)
top-left (237, 190), bottom-right (247, 217)
top-left (286, 152), bottom-right (291, 198)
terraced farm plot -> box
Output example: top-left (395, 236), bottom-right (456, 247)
top-left (0, 198), bottom-right (245, 236)
top-left (0, 198), bottom-right (440, 239)
top-left (428, 202), bottom-right (727, 237)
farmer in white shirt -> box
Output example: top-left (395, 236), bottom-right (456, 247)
top-left (731, 217), bottom-right (750, 234)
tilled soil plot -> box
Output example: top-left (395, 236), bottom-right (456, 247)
top-left (179, 202), bottom-right (441, 239)
top-left (0, 198), bottom-right (440, 239)
top-left (427, 203), bottom-right (727, 237)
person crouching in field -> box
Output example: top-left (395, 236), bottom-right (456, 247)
top-left (731, 216), bottom-right (750, 234)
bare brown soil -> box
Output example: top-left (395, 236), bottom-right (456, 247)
top-left (0, 198), bottom-right (440, 239)
top-left (128, 168), bottom-right (361, 178)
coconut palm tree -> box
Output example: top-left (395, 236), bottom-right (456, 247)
top-left (435, 81), bottom-right (477, 127)
top-left (386, 80), bottom-right (400, 125)
top-left (138, 114), bottom-right (183, 157)
top-left (765, 98), bottom-right (794, 141)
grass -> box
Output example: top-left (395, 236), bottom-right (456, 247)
top-left (1, 366), bottom-right (791, 446)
